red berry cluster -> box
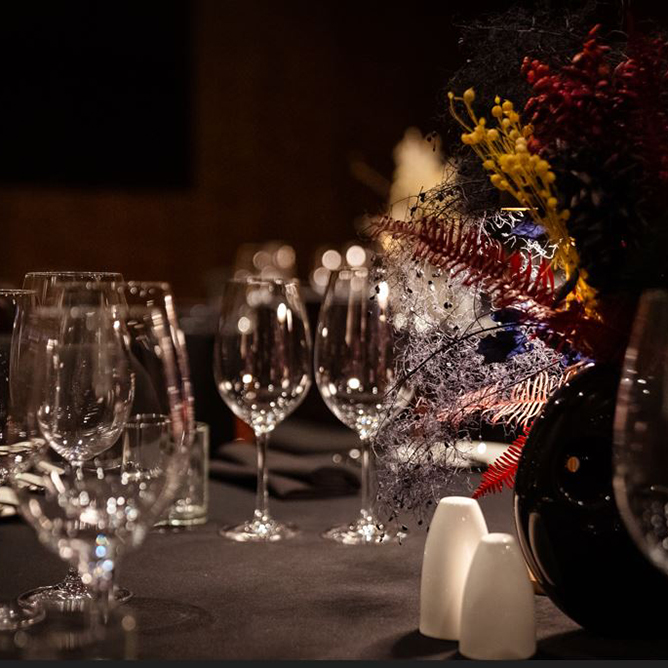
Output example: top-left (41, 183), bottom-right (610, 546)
top-left (523, 25), bottom-right (668, 197)
top-left (521, 25), bottom-right (613, 154)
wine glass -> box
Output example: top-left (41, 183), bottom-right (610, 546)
top-left (17, 277), bottom-right (133, 609)
top-left (214, 277), bottom-right (312, 541)
top-left (614, 289), bottom-right (668, 577)
top-left (10, 300), bottom-right (193, 619)
top-left (315, 266), bottom-right (404, 544)
top-left (0, 288), bottom-right (44, 630)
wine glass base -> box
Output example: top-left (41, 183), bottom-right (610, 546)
top-left (219, 518), bottom-right (299, 542)
top-left (0, 602), bottom-right (44, 631)
top-left (322, 517), bottom-right (407, 545)
top-left (18, 582), bottom-right (133, 612)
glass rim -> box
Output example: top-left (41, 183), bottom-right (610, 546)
top-left (25, 303), bottom-right (168, 316)
top-left (126, 280), bottom-right (171, 290)
top-left (126, 413), bottom-right (172, 427)
top-left (227, 276), bottom-right (301, 287)
top-left (0, 288), bottom-right (36, 296)
top-left (23, 271), bottom-right (124, 278)
top-left (32, 280), bottom-right (168, 292)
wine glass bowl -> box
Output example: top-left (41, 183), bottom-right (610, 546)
top-left (36, 307), bottom-right (134, 466)
top-left (214, 277), bottom-right (312, 542)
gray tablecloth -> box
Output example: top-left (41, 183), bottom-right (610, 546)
top-left (0, 476), bottom-right (667, 660)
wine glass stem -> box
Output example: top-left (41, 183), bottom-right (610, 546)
top-left (255, 430), bottom-right (270, 521)
top-left (88, 564), bottom-right (115, 623)
top-left (360, 436), bottom-right (375, 521)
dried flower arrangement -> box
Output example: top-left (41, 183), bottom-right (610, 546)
top-left (369, 2), bottom-right (668, 519)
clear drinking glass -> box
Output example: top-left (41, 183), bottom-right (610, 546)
top-left (18, 271), bottom-right (129, 608)
top-left (155, 421), bottom-right (209, 527)
top-left (10, 301), bottom-right (193, 620)
top-left (214, 277), bottom-right (312, 542)
top-left (315, 267), bottom-right (404, 544)
top-left (0, 289), bottom-right (44, 630)
top-left (614, 289), bottom-right (668, 578)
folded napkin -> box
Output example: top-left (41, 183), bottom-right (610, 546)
top-left (270, 421), bottom-right (360, 455)
top-left (211, 441), bottom-right (360, 499)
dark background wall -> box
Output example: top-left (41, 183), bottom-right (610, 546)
top-left (0, 0), bottom-right (462, 296)
top-left (0, 0), bottom-right (665, 297)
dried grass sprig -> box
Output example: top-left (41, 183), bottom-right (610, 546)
top-left (369, 215), bottom-right (556, 315)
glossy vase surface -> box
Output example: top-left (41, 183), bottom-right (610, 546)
top-left (513, 364), bottom-right (668, 635)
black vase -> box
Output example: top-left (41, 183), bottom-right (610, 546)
top-left (513, 364), bottom-right (668, 635)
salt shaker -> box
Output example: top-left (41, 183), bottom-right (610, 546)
top-left (459, 533), bottom-right (536, 660)
top-left (419, 496), bottom-right (488, 640)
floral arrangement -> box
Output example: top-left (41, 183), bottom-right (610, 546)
top-left (369, 3), bottom-right (668, 519)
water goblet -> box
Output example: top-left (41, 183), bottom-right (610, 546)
top-left (17, 272), bottom-right (130, 608)
top-left (213, 277), bottom-right (312, 541)
top-left (11, 301), bottom-right (193, 620)
top-left (315, 267), bottom-right (404, 544)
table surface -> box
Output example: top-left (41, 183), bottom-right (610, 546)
top-left (1, 475), bottom-right (667, 660)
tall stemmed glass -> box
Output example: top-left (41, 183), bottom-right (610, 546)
top-left (17, 275), bottom-right (132, 609)
top-left (0, 289), bottom-right (44, 630)
top-left (614, 289), bottom-right (668, 577)
top-left (11, 299), bottom-right (193, 619)
top-left (214, 277), bottom-right (312, 542)
top-left (315, 267), bottom-right (403, 544)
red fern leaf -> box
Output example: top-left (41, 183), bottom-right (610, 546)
top-left (472, 423), bottom-right (532, 499)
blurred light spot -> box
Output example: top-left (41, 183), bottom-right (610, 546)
top-left (346, 245), bottom-right (366, 267)
top-left (238, 316), bottom-right (252, 334)
top-left (260, 265), bottom-right (280, 279)
top-left (275, 245), bottom-right (296, 269)
top-left (122, 615), bottom-right (137, 632)
top-left (312, 267), bottom-right (330, 290)
top-left (377, 281), bottom-right (389, 308)
top-left (566, 456), bottom-right (580, 473)
top-left (253, 250), bottom-right (271, 269)
top-left (322, 249), bottom-right (342, 271)
top-left (277, 302), bottom-right (287, 323)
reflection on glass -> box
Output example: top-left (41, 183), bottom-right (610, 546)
top-left (614, 289), bottom-right (668, 577)
top-left (0, 289), bottom-right (44, 630)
